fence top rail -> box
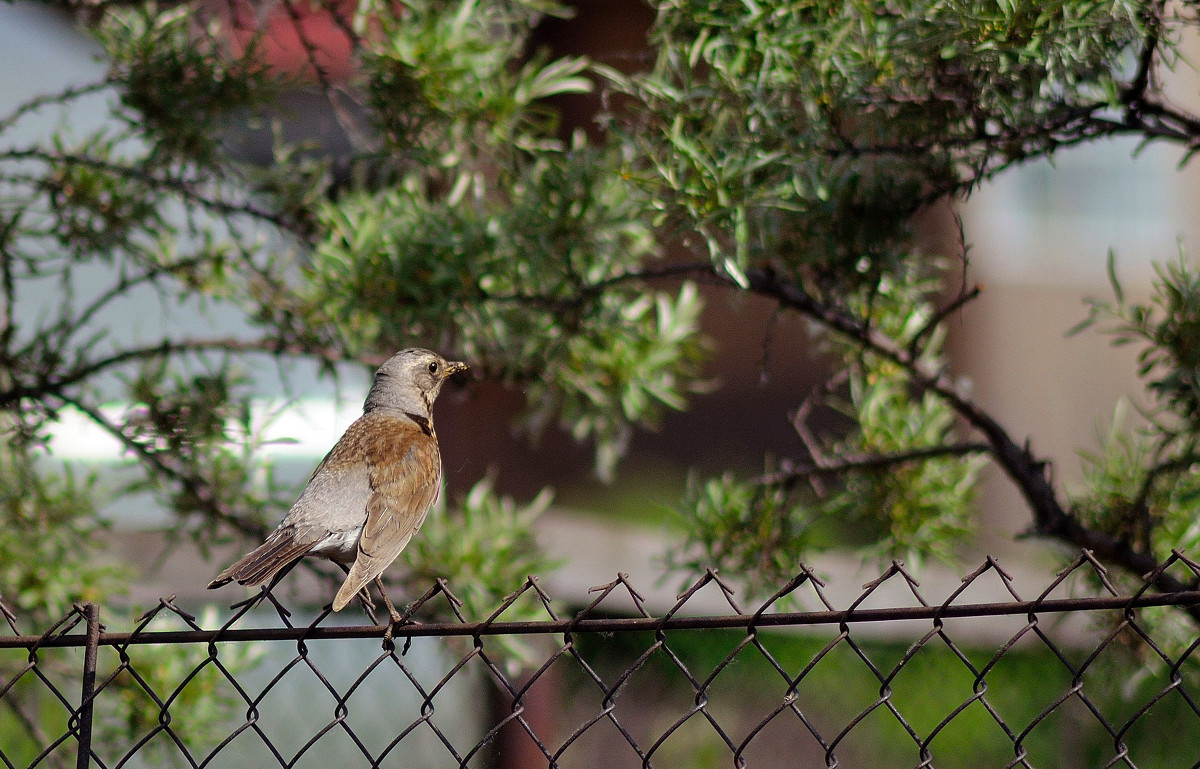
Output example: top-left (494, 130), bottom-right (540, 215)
top-left (6, 551), bottom-right (1200, 769)
top-left (4, 588), bottom-right (1200, 650)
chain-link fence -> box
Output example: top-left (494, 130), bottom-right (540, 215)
top-left (4, 549), bottom-right (1200, 769)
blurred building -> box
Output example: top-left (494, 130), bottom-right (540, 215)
top-left (958, 132), bottom-right (1200, 558)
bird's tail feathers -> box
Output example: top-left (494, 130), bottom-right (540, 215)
top-left (207, 527), bottom-right (315, 589)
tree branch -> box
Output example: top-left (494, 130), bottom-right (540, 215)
top-left (57, 395), bottom-right (270, 543)
top-left (68, 255), bottom-right (220, 338)
top-left (481, 261), bottom-right (716, 310)
top-left (1130, 447), bottom-right (1200, 552)
top-left (755, 442), bottom-right (991, 489)
top-left (782, 371), bottom-right (851, 497)
top-left (492, 257), bottom-right (1200, 599)
top-left (0, 80), bottom-right (114, 135)
top-left (1121, 0), bottom-right (1163, 105)
top-left (737, 266), bottom-right (1199, 597)
top-left (908, 283), bottom-right (982, 360)
top-left (0, 147), bottom-right (303, 234)
top-left (58, 394), bottom-right (354, 593)
top-left (0, 337), bottom-right (356, 408)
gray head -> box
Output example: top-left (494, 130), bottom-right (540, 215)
top-left (363, 348), bottom-right (469, 416)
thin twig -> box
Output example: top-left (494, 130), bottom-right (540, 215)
top-left (482, 262), bottom-right (717, 310)
top-left (1, 147), bottom-right (300, 232)
top-left (58, 395), bottom-right (270, 542)
top-left (0, 212), bottom-right (16, 359)
top-left (908, 284), bottom-right (981, 360)
top-left (0, 337), bottom-right (354, 408)
top-left (0, 80), bottom-right (114, 135)
top-left (1130, 447), bottom-right (1200, 553)
top-left (756, 442), bottom-right (991, 489)
top-left (786, 371), bottom-right (851, 496)
top-left (68, 255), bottom-right (219, 337)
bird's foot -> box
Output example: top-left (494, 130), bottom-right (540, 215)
top-left (374, 576), bottom-right (408, 641)
top-left (384, 614), bottom-right (422, 651)
top-left (382, 600), bottom-right (406, 642)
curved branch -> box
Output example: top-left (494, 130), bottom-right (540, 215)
top-left (0, 80), bottom-right (114, 135)
top-left (1130, 447), bottom-right (1200, 551)
top-left (57, 395), bottom-right (269, 543)
top-left (0, 337), bottom-right (355, 408)
top-left (737, 266), bottom-right (1198, 598)
top-left (488, 257), bottom-right (1193, 600)
top-left (0, 147), bottom-right (302, 233)
top-left (755, 442), bottom-right (991, 489)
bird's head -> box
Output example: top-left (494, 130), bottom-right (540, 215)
top-left (363, 348), bottom-right (469, 416)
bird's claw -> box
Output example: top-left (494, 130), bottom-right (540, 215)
top-left (382, 610), bottom-right (404, 641)
top-left (383, 613), bottom-right (421, 652)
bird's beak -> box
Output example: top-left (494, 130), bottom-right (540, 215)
top-left (443, 360), bottom-right (469, 378)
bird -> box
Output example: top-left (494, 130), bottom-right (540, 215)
top-left (207, 348), bottom-right (468, 626)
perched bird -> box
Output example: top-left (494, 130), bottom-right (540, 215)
top-left (208, 348), bottom-right (468, 624)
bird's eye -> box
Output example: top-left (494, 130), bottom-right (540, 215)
top-left (428, 361), bottom-right (439, 375)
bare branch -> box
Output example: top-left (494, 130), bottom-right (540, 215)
top-left (279, 0), bottom-right (337, 91)
top-left (1129, 445), bottom-right (1200, 551)
top-left (755, 442), bottom-right (992, 489)
top-left (0, 147), bottom-right (303, 233)
top-left (0, 213), bottom-right (16, 358)
top-left (736, 266), bottom-right (1198, 595)
top-left (69, 255), bottom-right (220, 337)
top-left (0, 337), bottom-right (356, 408)
top-left (784, 371), bottom-right (851, 497)
top-left (59, 395), bottom-right (260, 534)
top-left (0, 80), bottom-right (114, 135)
top-left (1121, 0), bottom-right (1166, 106)
top-left (481, 261), bottom-right (717, 311)
top-left (908, 283), bottom-right (981, 361)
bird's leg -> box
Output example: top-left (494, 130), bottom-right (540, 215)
top-left (356, 592), bottom-right (379, 625)
top-left (374, 576), bottom-right (404, 640)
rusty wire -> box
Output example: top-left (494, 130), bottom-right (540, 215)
top-left (3, 549), bottom-right (1200, 769)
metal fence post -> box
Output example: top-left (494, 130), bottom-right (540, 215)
top-left (75, 603), bottom-right (100, 769)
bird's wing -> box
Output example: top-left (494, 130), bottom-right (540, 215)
top-left (332, 416), bottom-right (441, 611)
top-left (282, 428), bottom-right (374, 532)
top-left (208, 417), bottom-right (377, 589)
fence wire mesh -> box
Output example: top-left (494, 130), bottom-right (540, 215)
top-left (4, 549), bottom-right (1200, 769)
